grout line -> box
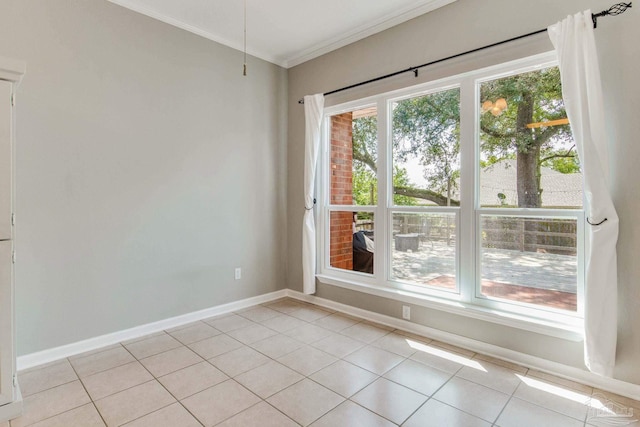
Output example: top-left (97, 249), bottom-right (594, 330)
top-left (16, 299), bottom-right (604, 427)
top-left (118, 343), bottom-right (204, 427)
top-left (67, 358), bottom-right (110, 427)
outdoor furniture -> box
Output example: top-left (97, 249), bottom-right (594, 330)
top-left (394, 233), bottom-right (420, 252)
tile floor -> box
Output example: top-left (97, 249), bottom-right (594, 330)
top-left (7, 298), bottom-right (640, 426)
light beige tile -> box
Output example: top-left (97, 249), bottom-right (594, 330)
top-left (309, 360), bottom-right (378, 398)
top-left (340, 322), bottom-right (390, 343)
top-left (284, 324), bottom-right (335, 345)
top-left (433, 376), bottom-right (510, 423)
top-left (277, 346), bottom-right (337, 376)
top-left (591, 389), bottom-right (640, 411)
top-left (70, 346), bottom-right (136, 378)
top-left (236, 306), bottom-right (281, 322)
top-left (456, 359), bottom-right (522, 394)
top-left (496, 397), bottom-right (584, 427)
top-left (261, 314), bottom-right (307, 333)
top-left (11, 381), bottom-right (91, 427)
top-left (81, 361), bottom-right (153, 401)
top-left (235, 361), bottom-right (303, 399)
top-left (124, 333), bottom-right (183, 360)
top-left (28, 403), bottom-right (105, 427)
top-left (351, 378), bottom-right (428, 425)
top-left (267, 379), bottom-right (344, 426)
top-left (203, 314), bottom-right (255, 332)
top-left (209, 346), bottom-right (270, 377)
top-left (18, 359), bottom-right (68, 375)
top-left (404, 398), bottom-right (491, 427)
top-left (68, 344), bottom-right (123, 361)
top-left (19, 359), bottom-right (78, 397)
top-left (265, 299), bottom-right (307, 314)
top-left (288, 306), bottom-right (333, 322)
top-left (187, 334), bottom-right (244, 359)
top-left (181, 379), bottom-right (260, 426)
top-left (371, 332), bottom-right (420, 357)
top-left (158, 361), bottom-right (228, 400)
top-left (384, 359), bottom-right (452, 396)
top-left (527, 369), bottom-right (592, 394)
top-left (409, 344), bottom-right (467, 374)
top-left (227, 324), bottom-right (279, 345)
top-left (217, 401), bottom-right (298, 427)
top-left (588, 390), bottom-right (640, 425)
top-left (250, 333), bottom-right (304, 359)
top-left (122, 403), bottom-right (201, 427)
top-left (430, 340), bottom-right (476, 358)
top-left (310, 400), bottom-right (396, 427)
top-left (312, 313), bottom-right (361, 332)
top-left (121, 332), bottom-right (166, 346)
top-left (166, 322), bottom-right (221, 345)
top-left (310, 333), bottom-right (364, 358)
top-left (393, 329), bottom-right (432, 344)
top-left (94, 380), bottom-right (175, 427)
top-left (139, 346), bottom-right (203, 377)
top-left (344, 346), bottom-right (404, 375)
top-left (473, 353), bottom-right (528, 374)
top-left (514, 376), bottom-right (590, 421)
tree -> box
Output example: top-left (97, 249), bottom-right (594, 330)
top-left (480, 67), bottom-right (574, 207)
top-left (351, 115), bottom-right (419, 206)
top-left (351, 66), bottom-right (576, 208)
top-left (392, 88), bottom-right (461, 206)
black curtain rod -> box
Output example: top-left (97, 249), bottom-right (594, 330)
top-left (298, 2), bottom-right (631, 104)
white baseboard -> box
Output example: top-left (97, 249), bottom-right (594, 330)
top-left (17, 287), bottom-right (640, 403)
top-left (286, 289), bottom-right (640, 402)
top-left (17, 290), bottom-right (287, 371)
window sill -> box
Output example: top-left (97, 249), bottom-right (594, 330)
top-left (316, 274), bottom-right (584, 341)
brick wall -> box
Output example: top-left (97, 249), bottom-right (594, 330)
top-left (330, 112), bottom-right (353, 270)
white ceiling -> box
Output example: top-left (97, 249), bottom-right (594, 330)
top-left (107, 0), bottom-right (456, 68)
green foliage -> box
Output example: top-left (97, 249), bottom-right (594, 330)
top-left (393, 88), bottom-right (461, 199)
top-left (351, 66), bottom-right (579, 208)
top-left (480, 67), bottom-right (573, 158)
top-left (351, 116), bottom-right (417, 206)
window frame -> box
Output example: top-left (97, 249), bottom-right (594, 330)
top-left (316, 51), bottom-right (585, 337)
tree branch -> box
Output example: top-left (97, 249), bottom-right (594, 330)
top-left (539, 145), bottom-right (576, 163)
top-left (479, 122), bottom-right (516, 139)
top-left (394, 186), bottom-right (460, 206)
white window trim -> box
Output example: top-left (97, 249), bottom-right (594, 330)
top-left (317, 51), bottom-right (585, 339)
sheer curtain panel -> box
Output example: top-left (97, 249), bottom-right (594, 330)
top-left (302, 94), bottom-right (324, 294)
top-left (548, 11), bottom-right (619, 377)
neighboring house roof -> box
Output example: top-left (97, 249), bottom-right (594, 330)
top-left (477, 159), bottom-right (583, 208)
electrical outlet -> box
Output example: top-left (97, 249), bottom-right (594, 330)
top-left (234, 267), bottom-right (242, 280)
top-left (402, 305), bottom-right (410, 320)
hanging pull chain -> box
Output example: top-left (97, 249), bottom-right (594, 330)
top-left (243, 0), bottom-right (247, 76)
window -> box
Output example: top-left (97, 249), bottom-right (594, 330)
top-left (319, 52), bottom-right (584, 328)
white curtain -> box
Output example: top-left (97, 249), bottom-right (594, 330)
top-left (302, 94), bottom-right (325, 294)
top-left (548, 11), bottom-right (619, 377)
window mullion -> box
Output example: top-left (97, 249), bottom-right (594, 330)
top-left (376, 97), bottom-right (389, 285)
top-left (458, 77), bottom-right (476, 303)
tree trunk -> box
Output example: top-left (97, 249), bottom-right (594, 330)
top-left (517, 147), bottom-right (541, 207)
top-left (515, 93), bottom-right (541, 208)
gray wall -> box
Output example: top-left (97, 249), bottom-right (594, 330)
top-left (287, 0), bottom-right (640, 384)
top-left (0, 0), bottom-right (288, 355)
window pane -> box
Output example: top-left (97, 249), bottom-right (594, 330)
top-left (479, 215), bottom-right (577, 311)
top-left (329, 107), bottom-right (377, 206)
top-left (392, 88), bottom-right (460, 207)
top-left (330, 211), bottom-right (374, 274)
top-left (479, 67), bottom-right (582, 208)
top-left (391, 212), bottom-right (456, 290)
